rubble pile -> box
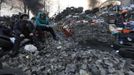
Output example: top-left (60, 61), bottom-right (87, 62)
top-left (55, 7), bottom-right (83, 22)
top-left (1, 45), bottom-right (134, 75)
top-left (57, 13), bottom-right (113, 44)
top-left (1, 6), bottom-right (134, 75)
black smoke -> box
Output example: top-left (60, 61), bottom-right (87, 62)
top-left (88, 0), bottom-right (98, 9)
top-left (21, 0), bottom-right (44, 15)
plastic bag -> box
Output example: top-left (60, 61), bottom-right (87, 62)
top-left (24, 44), bottom-right (37, 52)
top-left (10, 37), bottom-right (15, 44)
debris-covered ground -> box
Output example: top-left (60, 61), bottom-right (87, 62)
top-left (1, 41), bottom-right (134, 75)
top-left (1, 10), bottom-right (134, 75)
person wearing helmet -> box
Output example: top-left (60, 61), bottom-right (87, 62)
top-left (35, 12), bottom-right (58, 40)
top-left (11, 14), bottom-right (36, 57)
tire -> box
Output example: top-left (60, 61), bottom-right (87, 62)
top-left (119, 47), bottom-right (134, 59)
top-left (0, 37), bottom-right (13, 50)
top-left (112, 41), bottom-right (134, 50)
top-left (126, 32), bottom-right (134, 42)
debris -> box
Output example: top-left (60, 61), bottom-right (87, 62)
top-left (1, 4), bottom-right (134, 75)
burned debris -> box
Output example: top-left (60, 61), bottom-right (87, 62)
top-left (0, 0), bottom-right (134, 75)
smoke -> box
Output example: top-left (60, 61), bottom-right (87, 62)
top-left (21, 0), bottom-right (44, 15)
top-left (88, 0), bottom-right (108, 9)
top-left (1, 0), bottom-right (108, 16)
top-left (88, 0), bottom-right (98, 8)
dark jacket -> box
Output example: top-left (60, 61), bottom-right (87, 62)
top-left (0, 25), bottom-right (12, 37)
top-left (14, 20), bottom-right (35, 37)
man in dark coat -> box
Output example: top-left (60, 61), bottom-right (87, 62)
top-left (0, 24), bottom-right (13, 57)
top-left (0, 25), bottom-right (13, 48)
top-left (12, 14), bottom-right (36, 56)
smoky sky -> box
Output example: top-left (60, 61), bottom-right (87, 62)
top-left (21, 0), bottom-right (44, 15)
top-left (22, 0), bottom-right (96, 14)
top-left (88, 0), bottom-right (98, 8)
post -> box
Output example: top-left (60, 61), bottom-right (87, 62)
top-left (23, 0), bottom-right (27, 13)
top-left (58, 0), bottom-right (60, 13)
top-left (28, 8), bottom-right (30, 16)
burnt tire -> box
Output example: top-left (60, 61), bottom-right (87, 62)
top-left (0, 37), bottom-right (13, 50)
top-left (111, 40), bottom-right (133, 50)
top-left (119, 47), bottom-right (134, 59)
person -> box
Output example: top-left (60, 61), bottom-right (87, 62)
top-left (115, 13), bottom-right (125, 28)
top-left (12, 14), bottom-right (36, 56)
top-left (0, 23), bottom-right (12, 37)
top-left (0, 25), bottom-right (13, 57)
top-left (0, 25), bottom-right (13, 48)
top-left (35, 12), bottom-right (58, 40)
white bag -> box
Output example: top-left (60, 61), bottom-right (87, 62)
top-left (24, 44), bottom-right (37, 52)
top-left (10, 37), bottom-right (15, 44)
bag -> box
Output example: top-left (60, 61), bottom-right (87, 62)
top-left (24, 44), bottom-right (37, 52)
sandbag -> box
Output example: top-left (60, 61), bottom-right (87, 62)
top-left (24, 44), bottom-right (37, 52)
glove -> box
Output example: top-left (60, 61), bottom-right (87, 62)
top-left (20, 34), bottom-right (25, 37)
top-left (29, 33), bottom-right (34, 36)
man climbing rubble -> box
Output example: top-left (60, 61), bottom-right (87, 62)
top-left (35, 12), bottom-right (58, 41)
top-left (11, 14), bottom-right (36, 57)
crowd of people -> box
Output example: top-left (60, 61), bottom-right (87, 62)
top-left (108, 5), bottom-right (134, 51)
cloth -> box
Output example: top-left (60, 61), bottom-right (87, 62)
top-left (35, 12), bottom-right (49, 26)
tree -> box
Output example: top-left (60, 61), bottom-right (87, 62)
top-left (21, 0), bottom-right (44, 15)
top-left (0, 0), bottom-right (6, 16)
top-left (23, 0), bottom-right (27, 13)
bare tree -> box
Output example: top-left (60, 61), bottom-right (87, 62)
top-left (2, 0), bottom-right (52, 14)
top-left (23, 0), bottom-right (27, 13)
top-left (0, 0), bottom-right (5, 16)
top-left (21, 0), bottom-right (44, 15)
